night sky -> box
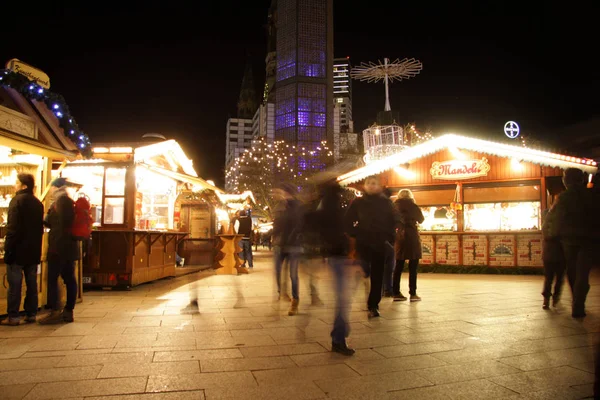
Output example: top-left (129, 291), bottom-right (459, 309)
top-left (1, 1), bottom-right (597, 186)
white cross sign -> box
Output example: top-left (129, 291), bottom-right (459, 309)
top-left (504, 121), bottom-right (520, 139)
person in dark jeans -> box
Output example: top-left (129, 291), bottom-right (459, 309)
top-left (550, 168), bottom-right (598, 318)
top-left (345, 176), bottom-right (396, 318)
top-left (38, 178), bottom-right (79, 325)
top-left (1, 173), bottom-right (44, 326)
top-left (540, 207), bottom-right (565, 309)
top-left (393, 189), bottom-right (425, 302)
top-left (234, 207), bottom-right (254, 269)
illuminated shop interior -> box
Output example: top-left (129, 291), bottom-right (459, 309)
top-left (60, 164), bottom-right (181, 230)
top-left (0, 146), bottom-right (45, 260)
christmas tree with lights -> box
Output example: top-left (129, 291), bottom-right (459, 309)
top-left (225, 138), bottom-right (333, 220)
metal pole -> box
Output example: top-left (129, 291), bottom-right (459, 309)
top-left (384, 58), bottom-right (391, 111)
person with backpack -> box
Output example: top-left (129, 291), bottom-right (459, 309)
top-left (38, 178), bottom-right (80, 324)
top-left (1, 173), bottom-right (44, 326)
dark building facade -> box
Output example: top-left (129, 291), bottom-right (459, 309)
top-left (333, 57), bottom-right (352, 132)
top-left (264, 0), bottom-right (278, 103)
top-left (274, 0), bottom-right (334, 172)
top-left (237, 60), bottom-right (258, 119)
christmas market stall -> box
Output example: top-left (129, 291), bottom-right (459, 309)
top-left (0, 63), bottom-right (90, 312)
top-left (337, 134), bottom-right (598, 269)
top-left (59, 138), bottom-right (223, 288)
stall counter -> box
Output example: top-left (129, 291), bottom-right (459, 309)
top-left (418, 230), bottom-right (543, 268)
top-left (85, 229), bottom-right (188, 288)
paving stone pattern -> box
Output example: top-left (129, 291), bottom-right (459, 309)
top-left (0, 251), bottom-right (598, 399)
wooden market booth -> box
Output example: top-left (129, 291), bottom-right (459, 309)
top-left (338, 134), bottom-right (598, 268)
top-left (59, 139), bottom-right (225, 288)
top-left (0, 85), bottom-right (84, 314)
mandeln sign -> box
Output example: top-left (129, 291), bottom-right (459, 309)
top-left (430, 158), bottom-right (490, 180)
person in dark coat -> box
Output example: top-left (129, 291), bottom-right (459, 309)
top-left (540, 206), bottom-right (565, 309)
top-left (550, 168), bottom-right (597, 318)
top-left (233, 207), bottom-right (254, 269)
top-left (38, 178), bottom-right (79, 325)
top-left (308, 180), bottom-right (355, 355)
top-left (272, 183), bottom-right (304, 316)
top-left (1, 173), bottom-right (44, 326)
top-left (392, 189), bottom-right (425, 302)
top-left (345, 176), bottom-right (396, 318)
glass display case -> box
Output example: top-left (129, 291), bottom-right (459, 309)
top-left (464, 201), bottom-right (541, 231)
top-left (420, 206), bottom-right (457, 231)
top-left (136, 168), bottom-right (177, 230)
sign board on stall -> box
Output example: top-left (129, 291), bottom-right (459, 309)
top-left (5, 59), bottom-right (51, 89)
top-left (430, 158), bottom-right (490, 180)
top-left (0, 105), bottom-right (38, 139)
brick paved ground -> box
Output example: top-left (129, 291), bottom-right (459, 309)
top-left (0, 251), bottom-right (598, 399)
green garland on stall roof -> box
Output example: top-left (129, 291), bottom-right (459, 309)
top-left (0, 69), bottom-right (92, 157)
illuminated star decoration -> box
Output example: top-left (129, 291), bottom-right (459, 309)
top-left (351, 57), bottom-right (423, 111)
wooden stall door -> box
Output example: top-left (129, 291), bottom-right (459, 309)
top-left (182, 205), bottom-right (211, 239)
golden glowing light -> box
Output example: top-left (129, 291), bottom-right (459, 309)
top-left (511, 158), bottom-right (524, 171)
top-left (393, 166), bottom-right (416, 179)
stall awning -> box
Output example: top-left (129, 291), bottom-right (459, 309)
top-left (0, 130), bottom-right (76, 159)
top-left (337, 134), bottom-right (599, 186)
top-left (138, 163), bottom-right (224, 193)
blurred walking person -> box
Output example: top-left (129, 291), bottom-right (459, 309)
top-left (309, 180), bottom-right (355, 354)
top-left (393, 189), bottom-right (424, 302)
top-left (272, 183), bottom-right (304, 316)
top-left (345, 176), bottom-right (396, 318)
top-left (1, 173), bottom-right (44, 326)
top-left (39, 178), bottom-right (78, 324)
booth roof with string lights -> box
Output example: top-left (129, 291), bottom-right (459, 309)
top-left (337, 133), bottom-right (598, 269)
